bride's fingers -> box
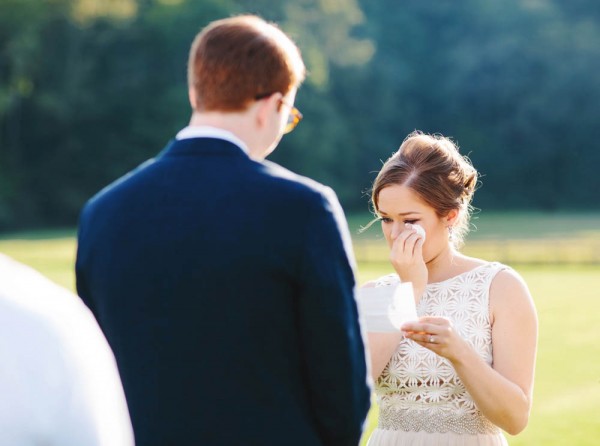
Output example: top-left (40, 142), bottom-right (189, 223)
top-left (392, 229), bottom-right (417, 255)
top-left (415, 332), bottom-right (442, 344)
top-left (401, 231), bottom-right (422, 254)
top-left (400, 316), bottom-right (451, 335)
top-left (403, 232), bottom-right (423, 258)
top-left (402, 321), bottom-right (438, 333)
top-left (413, 235), bottom-right (424, 257)
top-left (417, 316), bottom-right (451, 327)
top-left (401, 329), bottom-right (447, 347)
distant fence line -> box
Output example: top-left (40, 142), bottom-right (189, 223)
top-left (353, 238), bottom-right (600, 266)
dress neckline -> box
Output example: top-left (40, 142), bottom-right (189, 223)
top-left (375, 262), bottom-right (499, 289)
top-left (425, 262), bottom-right (492, 287)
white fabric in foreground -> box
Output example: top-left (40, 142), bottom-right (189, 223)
top-left (0, 254), bottom-right (134, 446)
top-left (357, 282), bottom-right (417, 332)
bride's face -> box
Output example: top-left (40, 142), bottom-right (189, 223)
top-left (376, 184), bottom-right (454, 263)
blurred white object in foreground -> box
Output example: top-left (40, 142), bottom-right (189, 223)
top-left (0, 254), bottom-right (134, 446)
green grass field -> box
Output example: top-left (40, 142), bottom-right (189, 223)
top-left (1, 213), bottom-right (599, 445)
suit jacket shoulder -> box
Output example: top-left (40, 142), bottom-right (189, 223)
top-left (255, 159), bottom-right (335, 202)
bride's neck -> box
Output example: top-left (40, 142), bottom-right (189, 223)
top-left (425, 245), bottom-right (458, 283)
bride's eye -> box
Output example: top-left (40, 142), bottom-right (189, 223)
top-left (404, 219), bottom-right (419, 225)
top-left (379, 217), bottom-right (393, 224)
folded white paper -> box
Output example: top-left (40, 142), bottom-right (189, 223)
top-left (357, 282), bottom-right (418, 333)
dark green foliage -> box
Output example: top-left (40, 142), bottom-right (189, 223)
top-left (1, 0), bottom-right (599, 229)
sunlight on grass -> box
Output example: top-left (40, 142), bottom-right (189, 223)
top-left (0, 237), bottom-right (77, 291)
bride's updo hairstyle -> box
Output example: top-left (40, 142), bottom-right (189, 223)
top-left (371, 131), bottom-right (478, 248)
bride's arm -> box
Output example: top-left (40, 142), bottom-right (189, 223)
top-left (366, 331), bottom-right (404, 380)
top-left (402, 269), bottom-right (538, 435)
top-left (465, 269), bottom-right (538, 434)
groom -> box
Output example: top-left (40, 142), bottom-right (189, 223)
top-left (76, 15), bottom-right (370, 446)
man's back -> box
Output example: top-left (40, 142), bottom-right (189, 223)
top-left (76, 137), bottom-right (370, 445)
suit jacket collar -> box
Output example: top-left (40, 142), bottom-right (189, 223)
top-left (160, 137), bottom-right (250, 160)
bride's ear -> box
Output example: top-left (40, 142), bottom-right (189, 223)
top-left (445, 209), bottom-right (459, 227)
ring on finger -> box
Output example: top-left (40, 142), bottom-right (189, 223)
top-left (429, 335), bottom-right (435, 343)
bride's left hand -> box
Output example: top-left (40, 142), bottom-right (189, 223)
top-left (401, 316), bottom-right (469, 362)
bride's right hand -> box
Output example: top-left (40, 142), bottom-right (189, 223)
top-left (390, 223), bottom-right (428, 299)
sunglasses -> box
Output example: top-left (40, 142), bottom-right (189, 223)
top-left (278, 99), bottom-right (303, 134)
top-left (255, 93), bottom-right (303, 134)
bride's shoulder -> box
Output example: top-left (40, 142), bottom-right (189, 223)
top-left (360, 273), bottom-right (399, 289)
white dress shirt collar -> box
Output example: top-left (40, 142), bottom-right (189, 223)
top-left (175, 126), bottom-right (250, 155)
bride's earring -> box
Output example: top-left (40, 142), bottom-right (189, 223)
top-left (447, 225), bottom-right (454, 243)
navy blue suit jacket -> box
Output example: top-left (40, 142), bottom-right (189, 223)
top-left (76, 137), bottom-right (371, 446)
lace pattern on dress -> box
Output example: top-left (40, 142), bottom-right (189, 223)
top-left (374, 262), bottom-right (507, 435)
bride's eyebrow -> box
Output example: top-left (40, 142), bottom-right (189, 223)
top-left (379, 211), bottom-right (421, 216)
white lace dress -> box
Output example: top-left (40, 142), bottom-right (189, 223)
top-left (367, 262), bottom-right (509, 446)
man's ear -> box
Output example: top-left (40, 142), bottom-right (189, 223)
top-left (256, 92), bottom-right (282, 129)
top-left (188, 87), bottom-right (197, 110)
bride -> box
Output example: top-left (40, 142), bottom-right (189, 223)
top-left (363, 131), bottom-right (538, 445)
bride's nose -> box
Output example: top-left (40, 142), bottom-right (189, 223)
top-left (390, 221), bottom-right (403, 240)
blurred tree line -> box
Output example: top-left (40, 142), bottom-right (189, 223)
top-left (1, 0), bottom-right (599, 229)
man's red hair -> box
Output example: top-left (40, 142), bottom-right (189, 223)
top-left (188, 15), bottom-right (305, 112)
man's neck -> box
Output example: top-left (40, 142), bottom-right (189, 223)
top-left (176, 125), bottom-right (250, 155)
top-left (188, 110), bottom-right (262, 158)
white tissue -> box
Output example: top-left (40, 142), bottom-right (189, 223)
top-left (411, 223), bottom-right (426, 241)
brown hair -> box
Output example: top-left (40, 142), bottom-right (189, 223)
top-left (371, 131), bottom-right (478, 248)
top-left (188, 15), bottom-right (305, 112)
